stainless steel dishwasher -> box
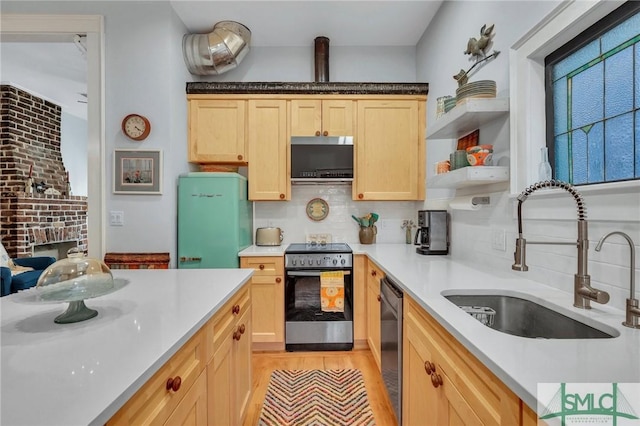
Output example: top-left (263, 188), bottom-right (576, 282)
top-left (380, 275), bottom-right (403, 425)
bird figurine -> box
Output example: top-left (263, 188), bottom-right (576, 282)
top-left (464, 24), bottom-right (495, 58)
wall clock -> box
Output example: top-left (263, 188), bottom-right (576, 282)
top-left (122, 113), bottom-right (151, 141)
top-left (306, 198), bottom-right (329, 221)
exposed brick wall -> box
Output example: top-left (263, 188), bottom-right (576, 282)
top-left (1, 84), bottom-right (69, 194)
top-left (0, 85), bottom-right (88, 258)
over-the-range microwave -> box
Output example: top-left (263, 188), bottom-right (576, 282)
top-left (290, 136), bottom-right (353, 183)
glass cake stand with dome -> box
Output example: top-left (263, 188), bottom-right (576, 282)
top-left (35, 248), bottom-right (124, 324)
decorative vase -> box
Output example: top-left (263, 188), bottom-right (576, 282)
top-left (359, 227), bottom-right (374, 244)
top-left (405, 228), bottom-right (412, 244)
top-left (538, 147), bottom-right (552, 181)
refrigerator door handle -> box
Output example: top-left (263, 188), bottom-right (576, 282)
top-left (179, 256), bottom-right (202, 262)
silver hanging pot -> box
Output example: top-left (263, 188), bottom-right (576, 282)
top-left (182, 21), bottom-right (251, 75)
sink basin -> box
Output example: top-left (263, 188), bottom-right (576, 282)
top-left (443, 292), bottom-right (618, 339)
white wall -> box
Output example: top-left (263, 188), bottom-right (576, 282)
top-left (61, 112), bottom-right (88, 196)
top-left (416, 1), bottom-right (640, 309)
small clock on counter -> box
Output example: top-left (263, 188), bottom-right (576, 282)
top-left (121, 113), bottom-right (151, 141)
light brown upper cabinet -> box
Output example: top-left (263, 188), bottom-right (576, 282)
top-left (354, 99), bottom-right (425, 201)
top-left (187, 98), bottom-right (247, 164)
top-left (290, 99), bottom-right (354, 137)
top-left (247, 99), bottom-right (290, 201)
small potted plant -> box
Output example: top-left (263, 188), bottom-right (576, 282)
top-left (401, 220), bottom-right (416, 244)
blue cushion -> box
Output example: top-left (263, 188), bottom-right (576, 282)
top-left (11, 270), bottom-right (45, 293)
top-left (1, 267), bottom-right (11, 297)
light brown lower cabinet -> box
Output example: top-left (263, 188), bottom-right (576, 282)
top-left (366, 259), bottom-right (384, 371)
top-left (403, 295), bottom-right (534, 426)
top-left (107, 282), bottom-right (252, 426)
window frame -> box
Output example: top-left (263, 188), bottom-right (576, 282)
top-left (544, 1), bottom-right (640, 186)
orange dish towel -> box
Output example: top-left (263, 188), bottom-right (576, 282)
top-left (320, 271), bottom-right (345, 313)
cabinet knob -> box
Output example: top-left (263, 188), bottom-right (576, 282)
top-left (232, 304), bottom-right (240, 315)
top-left (166, 376), bottom-right (182, 392)
top-left (315, 130), bottom-right (321, 136)
top-left (431, 373), bottom-right (443, 388)
top-left (358, 193), bottom-right (364, 199)
top-left (237, 154), bottom-right (243, 161)
top-left (233, 330), bottom-right (241, 341)
top-left (424, 361), bottom-right (435, 375)
top-left (377, 294), bottom-right (381, 302)
top-left (371, 270), bottom-right (377, 277)
top-left (279, 193), bottom-right (285, 199)
top-left (276, 277), bottom-right (282, 283)
top-left (322, 130), bottom-right (328, 136)
top-left (259, 264), bottom-right (265, 270)
top-left (239, 324), bottom-right (246, 334)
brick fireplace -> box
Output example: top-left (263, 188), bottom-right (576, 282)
top-left (0, 84), bottom-right (88, 258)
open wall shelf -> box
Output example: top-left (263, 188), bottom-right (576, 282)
top-left (428, 98), bottom-right (509, 140)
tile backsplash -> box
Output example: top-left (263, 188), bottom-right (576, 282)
top-left (253, 185), bottom-right (421, 245)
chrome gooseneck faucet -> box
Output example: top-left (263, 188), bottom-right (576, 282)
top-left (595, 231), bottom-right (640, 329)
top-left (512, 180), bottom-right (610, 309)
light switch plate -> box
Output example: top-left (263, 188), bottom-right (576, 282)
top-left (110, 211), bottom-right (124, 226)
top-left (491, 228), bottom-right (506, 251)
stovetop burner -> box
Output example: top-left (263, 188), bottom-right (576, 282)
top-left (285, 243), bottom-right (352, 253)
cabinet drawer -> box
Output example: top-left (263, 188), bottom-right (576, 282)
top-left (206, 283), bottom-right (251, 359)
top-left (107, 329), bottom-right (206, 426)
top-left (241, 257), bottom-right (283, 276)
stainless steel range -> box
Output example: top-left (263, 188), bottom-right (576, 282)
top-left (284, 243), bottom-right (353, 351)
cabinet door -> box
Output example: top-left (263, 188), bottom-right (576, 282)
top-left (323, 99), bottom-right (354, 136)
top-left (247, 99), bottom-right (289, 200)
top-left (290, 99), bottom-right (322, 136)
top-left (188, 99), bottom-right (246, 163)
top-left (366, 261), bottom-right (383, 370)
top-left (208, 330), bottom-right (233, 426)
top-left (354, 100), bottom-right (425, 200)
top-left (233, 306), bottom-right (253, 425)
top-left (163, 371), bottom-right (208, 426)
top-left (353, 254), bottom-right (367, 345)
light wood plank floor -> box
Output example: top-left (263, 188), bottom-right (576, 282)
top-left (243, 349), bottom-right (398, 426)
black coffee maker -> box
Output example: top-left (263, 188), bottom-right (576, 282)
top-left (414, 210), bottom-right (449, 255)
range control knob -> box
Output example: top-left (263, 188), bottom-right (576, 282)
top-left (292, 259), bottom-right (297, 266)
top-left (316, 259), bottom-right (321, 265)
top-left (300, 259), bottom-right (305, 266)
top-left (332, 259), bottom-right (337, 265)
top-left (341, 259), bottom-right (346, 265)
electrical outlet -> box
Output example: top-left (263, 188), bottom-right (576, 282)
top-left (491, 228), bottom-right (506, 251)
top-left (110, 211), bottom-right (124, 226)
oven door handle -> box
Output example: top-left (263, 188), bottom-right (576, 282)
top-left (286, 270), bottom-right (351, 277)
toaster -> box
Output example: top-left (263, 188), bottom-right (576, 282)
top-left (255, 227), bottom-right (283, 246)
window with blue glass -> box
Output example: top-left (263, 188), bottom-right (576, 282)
top-left (545, 1), bottom-right (640, 185)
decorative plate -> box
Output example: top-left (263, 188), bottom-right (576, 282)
top-left (306, 198), bottom-right (329, 221)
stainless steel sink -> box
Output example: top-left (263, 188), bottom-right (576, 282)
top-left (443, 293), bottom-right (618, 339)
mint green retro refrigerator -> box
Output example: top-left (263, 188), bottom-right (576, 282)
top-left (177, 173), bottom-right (252, 268)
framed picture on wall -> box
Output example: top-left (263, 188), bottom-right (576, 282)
top-left (113, 149), bottom-right (162, 194)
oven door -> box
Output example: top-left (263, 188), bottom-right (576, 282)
top-left (284, 269), bottom-right (353, 351)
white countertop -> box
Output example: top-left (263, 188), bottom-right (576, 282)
top-left (241, 243), bottom-right (640, 410)
top-left (1, 268), bottom-right (253, 426)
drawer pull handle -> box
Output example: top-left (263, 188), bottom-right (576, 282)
top-left (276, 277), bottom-right (282, 283)
top-left (259, 264), bottom-right (265, 270)
top-left (323, 130), bottom-right (328, 137)
top-left (315, 130), bottom-right (321, 136)
top-left (239, 324), bottom-right (246, 334)
top-left (166, 376), bottom-right (182, 392)
top-left (431, 373), bottom-right (443, 388)
top-left (232, 304), bottom-right (240, 315)
top-left (179, 257), bottom-right (202, 262)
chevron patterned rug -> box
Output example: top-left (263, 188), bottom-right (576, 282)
top-left (258, 369), bottom-right (376, 426)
